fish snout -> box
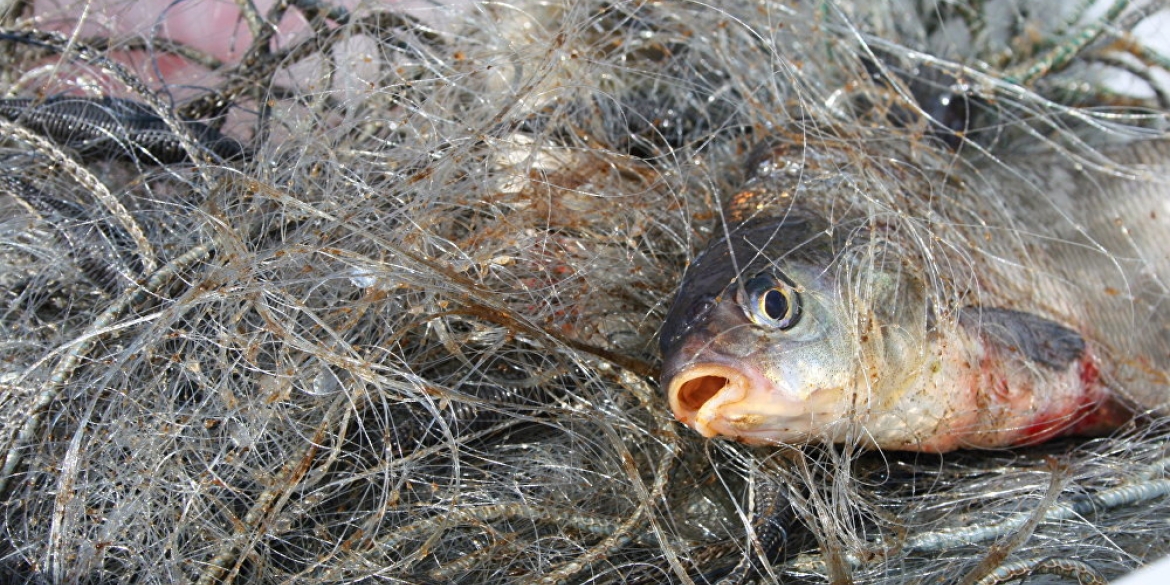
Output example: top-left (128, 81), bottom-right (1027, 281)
top-left (665, 363), bottom-right (805, 442)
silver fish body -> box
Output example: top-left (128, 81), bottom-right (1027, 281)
top-left (660, 132), bottom-right (1170, 452)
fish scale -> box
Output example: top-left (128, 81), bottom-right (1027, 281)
top-left (983, 141), bottom-right (1170, 414)
top-left (660, 128), bottom-right (1170, 452)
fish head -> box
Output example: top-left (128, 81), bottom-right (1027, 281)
top-left (660, 212), bottom-right (881, 445)
top-left (661, 266), bottom-right (859, 444)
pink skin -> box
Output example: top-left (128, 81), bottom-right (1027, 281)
top-left (24, 0), bottom-right (470, 97)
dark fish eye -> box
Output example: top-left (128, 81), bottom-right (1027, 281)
top-left (759, 288), bottom-right (790, 321)
top-left (743, 273), bottom-right (802, 330)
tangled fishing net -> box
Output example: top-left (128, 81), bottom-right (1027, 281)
top-left (0, 0), bottom-right (1168, 583)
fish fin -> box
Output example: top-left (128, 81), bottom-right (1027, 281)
top-left (958, 307), bottom-right (1085, 370)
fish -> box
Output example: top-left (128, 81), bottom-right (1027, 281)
top-left (659, 128), bottom-right (1170, 452)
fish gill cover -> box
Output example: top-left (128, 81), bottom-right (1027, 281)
top-left (0, 0), bottom-right (1167, 583)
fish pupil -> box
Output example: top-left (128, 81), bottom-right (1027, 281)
top-left (762, 289), bottom-right (789, 321)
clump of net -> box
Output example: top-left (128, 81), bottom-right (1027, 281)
top-left (0, 0), bottom-right (1168, 583)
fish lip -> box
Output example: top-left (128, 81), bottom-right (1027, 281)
top-left (666, 363), bottom-right (749, 437)
top-left (664, 355), bottom-right (838, 442)
top-left (665, 361), bottom-right (795, 440)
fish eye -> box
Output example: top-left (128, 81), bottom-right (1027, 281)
top-left (743, 273), bottom-right (802, 330)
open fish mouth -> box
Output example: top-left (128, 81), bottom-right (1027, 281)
top-left (669, 365), bottom-right (742, 415)
top-left (667, 363), bottom-right (750, 436)
top-left (666, 362), bottom-right (816, 441)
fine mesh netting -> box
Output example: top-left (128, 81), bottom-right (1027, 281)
top-left (0, 0), bottom-right (1169, 583)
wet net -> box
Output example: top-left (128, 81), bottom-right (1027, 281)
top-left (0, 0), bottom-right (1168, 583)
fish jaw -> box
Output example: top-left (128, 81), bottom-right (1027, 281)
top-left (666, 362), bottom-right (749, 438)
top-left (665, 362), bottom-right (817, 442)
top-left (661, 334), bottom-right (854, 445)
